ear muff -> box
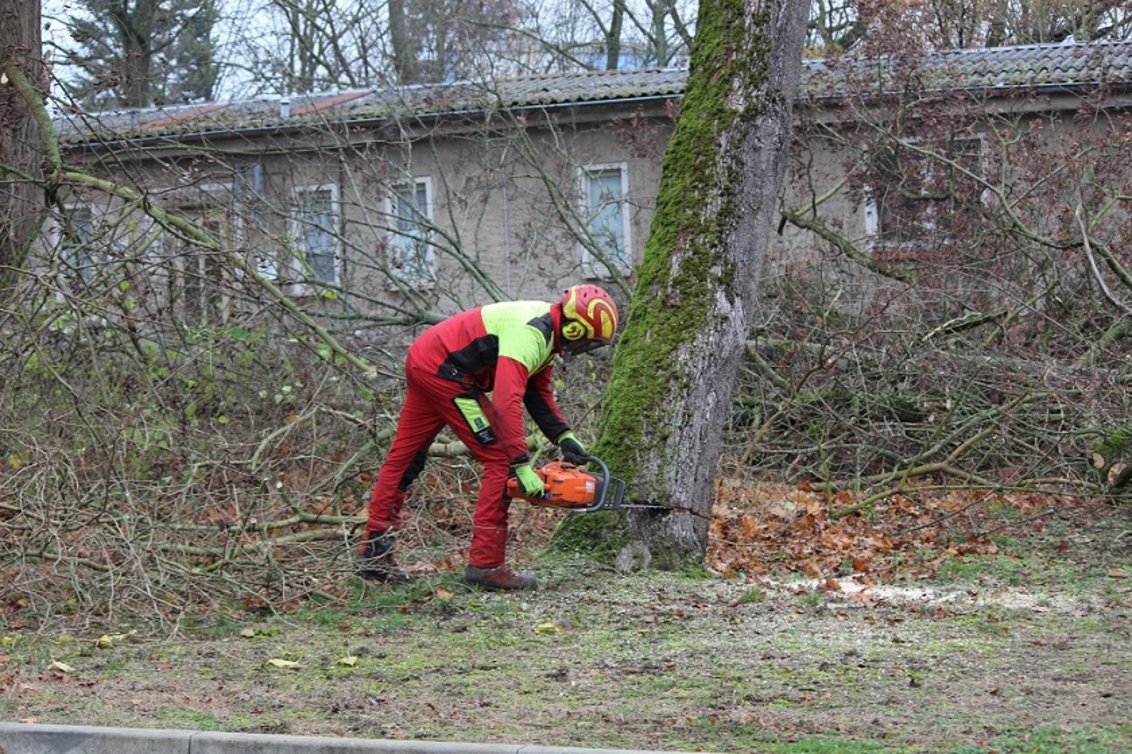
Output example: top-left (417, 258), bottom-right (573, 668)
top-left (562, 320), bottom-right (586, 341)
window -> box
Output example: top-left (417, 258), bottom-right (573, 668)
top-left (387, 178), bottom-right (434, 286)
top-left (292, 185), bottom-right (340, 285)
top-left (167, 217), bottom-right (227, 328)
top-left (579, 163), bottom-right (631, 276)
top-left (864, 137), bottom-right (986, 250)
top-left (59, 204), bottom-right (96, 286)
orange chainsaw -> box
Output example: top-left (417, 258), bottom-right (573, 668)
top-left (506, 455), bottom-right (626, 512)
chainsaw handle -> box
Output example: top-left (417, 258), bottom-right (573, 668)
top-left (505, 455), bottom-right (625, 512)
top-left (577, 455), bottom-right (617, 512)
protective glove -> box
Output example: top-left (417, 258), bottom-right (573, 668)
top-left (557, 431), bottom-right (590, 464)
top-left (513, 463), bottom-right (546, 498)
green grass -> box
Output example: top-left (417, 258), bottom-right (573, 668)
top-left (763, 737), bottom-right (915, 753)
top-left (152, 708), bottom-right (236, 730)
top-left (4, 557), bottom-right (1129, 754)
top-left (931, 546), bottom-right (1120, 590)
top-left (948, 724), bottom-right (1132, 753)
top-left (737, 587), bottom-right (768, 604)
top-left (797, 591), bottom-right (827, 609)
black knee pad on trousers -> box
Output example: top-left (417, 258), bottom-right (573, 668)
top-left (398, 450), bottom-right (429, 491)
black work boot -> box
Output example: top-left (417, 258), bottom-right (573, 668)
top-left (356, 530), bottom-right (410, 584)
top-left (464, 563), bottom-right (538, 591)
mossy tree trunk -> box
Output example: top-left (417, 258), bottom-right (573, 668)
top-left (594, 0), bottom-right (809, 567)
top-left (0, 0), bottom-right (46, 302)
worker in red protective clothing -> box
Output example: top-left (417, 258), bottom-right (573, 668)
top-left (357, 284), bottom-right (619, 591)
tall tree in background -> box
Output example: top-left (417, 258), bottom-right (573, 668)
top-left (0, 0), bottom-right (46, 300)
top-left (255, 0), bottom-right (387, 92)
top-left (243, 0), bottom-right (525, 93)
top-left (63, 0), bottom-right (220, 108)
top-left (397, 0), bottom-right (527, 83)
top-left (572, 0), bottom-right (627, 69)
top-left (388, 0), bottom-right (418, 84)
top-left (595, 0), bottom-right (809, 564)
top-left (807, 0), bottom-right (1132, 52)
top-left (555, 0), bottom-right (693, 70)
top-left (306, 0), bottom-right (695, 80)
top-left (165, 0), bottom-right (219, 103)
top-left (624, 0), bottom-right (695, 66)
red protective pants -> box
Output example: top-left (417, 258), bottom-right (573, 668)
top-left (365, 354), bottom-right (513, 568)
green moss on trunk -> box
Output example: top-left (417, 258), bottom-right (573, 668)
top-left (554, 1), bottom-right (806, 559)
top-left (596, 0), bottom-right (771, 497)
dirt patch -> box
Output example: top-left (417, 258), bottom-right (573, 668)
top-left (1, 507), bottom-right (1130, 753)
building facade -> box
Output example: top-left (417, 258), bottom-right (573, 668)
top-left (49, 42), bottom-right (1132, 357)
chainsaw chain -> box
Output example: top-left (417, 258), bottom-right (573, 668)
top-left (606, 502), bottom-right (710, 519)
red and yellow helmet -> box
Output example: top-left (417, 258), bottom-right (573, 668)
top-left (559, 284), bottom-right (618, 352)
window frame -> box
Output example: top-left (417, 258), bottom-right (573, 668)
top-left (577, 162), bottom-right (631, 278)
top-left (161, 195), bottom-right (233, 329)
top-left (58, 202), bottom-right (98, 287)
top-left (290, 183), bottom-right (342, 289)
top-left (383, 176), bottom-right (436, 288)
top-left (862, 135), bottom-right (988, 253)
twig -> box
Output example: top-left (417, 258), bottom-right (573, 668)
top-left (893, 491), bottom-right (997, 536)
top-left (1076, 202), bottom-right (1132, 315)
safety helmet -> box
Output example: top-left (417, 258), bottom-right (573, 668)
top-left (558, 284), bottom-right (618, 353)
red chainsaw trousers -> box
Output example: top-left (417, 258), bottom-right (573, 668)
top-left (364, 354), bottom-right (513, 568)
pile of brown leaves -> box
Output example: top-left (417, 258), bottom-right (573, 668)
top-left (706, 473), bottom-right (1069, 583)
top-left (397, 463), bottom-right (1089, 584)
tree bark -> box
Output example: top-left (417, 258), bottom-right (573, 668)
top-left (595, 0), bottom-right (809, 567)
top-left (605, 0), bottom-right (625, 70)
top-left (0, 0), bottom-right (45, 301)
top-left (106, 0), bottom-right (158, 107)
top-left (388, 0), bottom-right (418, 84)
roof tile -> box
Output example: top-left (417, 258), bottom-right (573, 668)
top-left (57, 41), bottom-right (1131, 144)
